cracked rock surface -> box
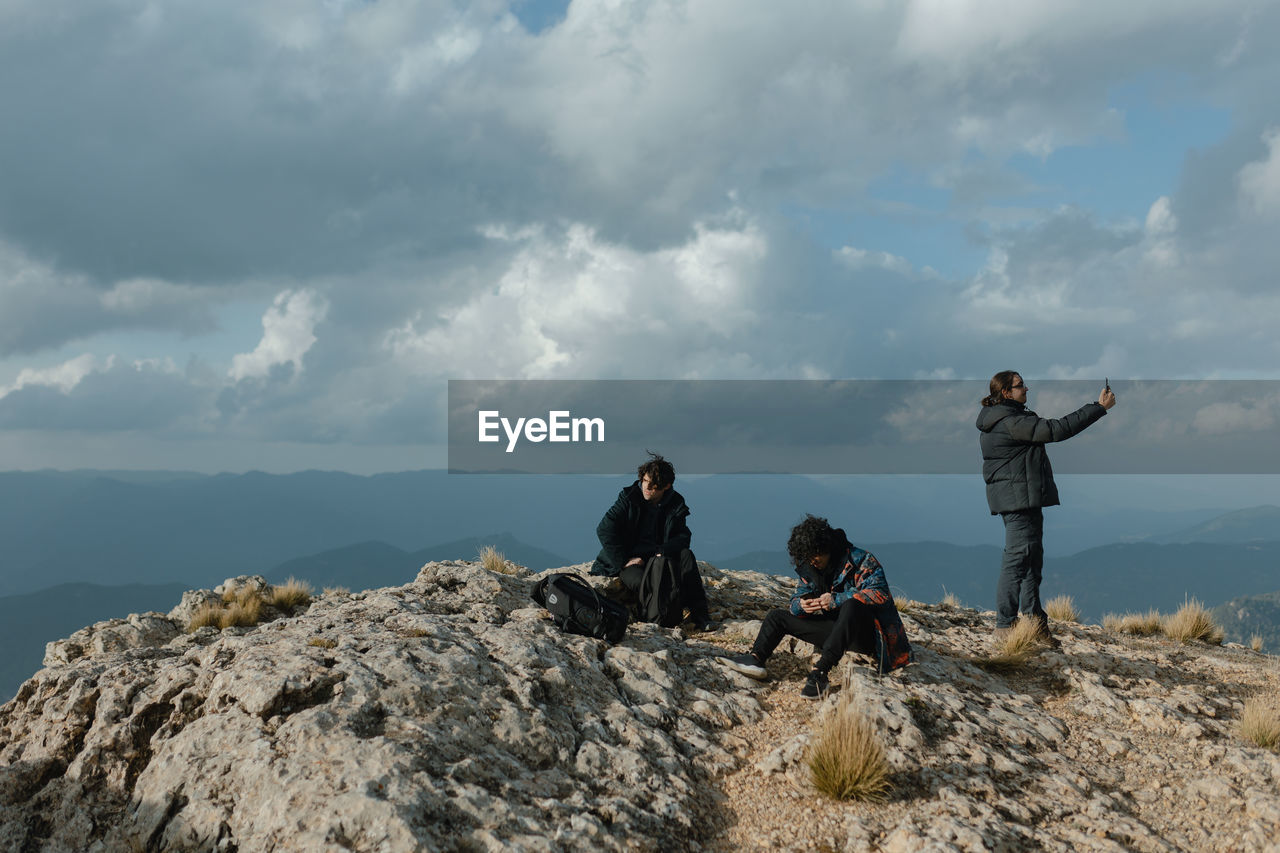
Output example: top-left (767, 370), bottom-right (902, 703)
top-left (1, 562), bottom-right (782, 852)
top-left (3, 561), bottom-right (1280, 851)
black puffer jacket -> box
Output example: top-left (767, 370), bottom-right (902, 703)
top-left (590, 482), bottom-right (692, 576)
top-left (976, 401), bottom-right (1106, 514)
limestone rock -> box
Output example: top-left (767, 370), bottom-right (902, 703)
top-left (3, 560), bottom-right (1280, 852)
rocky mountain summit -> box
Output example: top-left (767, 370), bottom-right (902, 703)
top-left (2, 560), bottom-right (1278, 851)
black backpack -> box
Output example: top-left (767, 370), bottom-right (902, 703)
top-left (637, 555), bottom-right (684, 628)
top-left (531, 573), bottom-right (629, 643)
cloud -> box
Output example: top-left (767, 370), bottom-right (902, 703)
top-left (0, 240), bottom-right (216, 356)
top-left (0, 356), bottom-right (201, 431)
top-left (1192, 398), bottom-right (1277, 435)
top-left (384, 218), bottom-right (768, 379)
top-left (1237, 128), bottom-right (1280, 218)
top-left (3, 1), bottom-right (1280, 468)
top-left (0, 353), bottom-right (109, 398)
top-left (228, 289), bottom-right (329, 382)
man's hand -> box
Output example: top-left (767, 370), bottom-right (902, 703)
top-left (1099, 387), bottom-right (1116, 410)
top-left (625, 557), bottom-right (644, 568)
top-left (801, 593), bottom-right (835, 613)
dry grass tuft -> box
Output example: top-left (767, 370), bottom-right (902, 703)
top-left (894, 597), bottom-right (924, 614)
top-left (1239, 693), bottom-right (1280, 751)
top-left (1162, 598), bottom-right (1224, 644)
top-left (478, 545), bottom-right (518, 575)
top-left (222, 584), bottom-right (261, 608)
top-left (939, 591), bottom-right (961, 609)
top-left (1045, 595), bottom-right (1080, 623)
top-left (1103, 609), bottom-right (1165, 636)
top-left (221, 595), bottom-right (263, 628)
top-left (187, 602), bottom-right (226, 632)
top-left (323, 586), bottom-right (350, 597)
top-left (1251, 634), bottom-right (1265, 653)
top-left (307, 637), bottom-right (337, 649)
top-left (267, 577), bottom-right (313, 610)
top-left (807, 703), bottom-right (891, 801)
top-left (974, 618), bottom-right (1044, 672)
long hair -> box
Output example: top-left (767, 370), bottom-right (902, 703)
top-left (981, 370), bottom-right (1019, 407)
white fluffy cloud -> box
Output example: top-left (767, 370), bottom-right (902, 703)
top-left (229, 290), bottom-right (329, 382)
top-left (0, 353), bottom-right (110, 399)
top-left (1237, 128), bottom-right (1280, 218)
top-left (385, 218), bottom-right (767, 379)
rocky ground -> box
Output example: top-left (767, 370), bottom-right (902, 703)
top-left (1, 561), bottom-right (1278, 851)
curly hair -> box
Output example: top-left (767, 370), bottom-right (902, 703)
top-left (636, 451), bottom-right (675, 490)
top-left (787, 514), bottom-right (840, 567)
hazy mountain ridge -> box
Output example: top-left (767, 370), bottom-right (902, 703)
top-left (1212, 591), bottom-right (1280, 654)
top-left (0, 582), bottom-right (187, 703)
top-left (0, 469), bottom-right (1248, 597)
top-left (1150, 505), bottom-right (1280, 544)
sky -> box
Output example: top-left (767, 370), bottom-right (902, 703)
top-left (2, 0), bottom-right (1280, 476)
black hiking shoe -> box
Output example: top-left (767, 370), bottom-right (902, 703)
top-left (690, 614), bottom-right (718, 632)
top-left (718, 653), bottom-right (767, 680)
top-left (801, 669), bottom-right (829, 700)
top-left (1036, 624), bottom-right (1062, 650)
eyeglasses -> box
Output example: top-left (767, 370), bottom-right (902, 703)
top-left (1010, 382), bottom-right (1027, 390)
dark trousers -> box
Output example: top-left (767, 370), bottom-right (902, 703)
top-left (997, 508), bottom-right (1046, 629)
top-left (751, 600), bottom-right (876, 674)
top-left (618, 548), bottom-right (710, 618)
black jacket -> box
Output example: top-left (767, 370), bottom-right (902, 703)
top-left (976, 400), bottom-right (1106, 514)
top-left (590, 482), bottom-right (692, 576)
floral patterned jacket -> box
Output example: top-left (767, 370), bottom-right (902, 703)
top-left (790, 544), bottom-right (913, 673)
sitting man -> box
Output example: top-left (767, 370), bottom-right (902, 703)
top-left (590, 453), bottom-right (715, 631)
top-left (718, 514), bottom-right (912, 698)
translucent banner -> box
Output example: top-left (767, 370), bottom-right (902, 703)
top-left (447, 379), bottom-right (1279, 474)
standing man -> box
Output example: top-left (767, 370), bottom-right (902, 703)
top-left (977, 372), bottom-right (1116, 646)
top-left (590, 452), bottom-right (715, 631)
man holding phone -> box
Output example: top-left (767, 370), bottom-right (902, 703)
top-left (717, 515), bottom-right (912, 699)
top-left (977, 372), bottom-right (1116, 646)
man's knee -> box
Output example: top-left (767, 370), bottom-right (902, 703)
top-left (763, 607), bottom-right (790, 627)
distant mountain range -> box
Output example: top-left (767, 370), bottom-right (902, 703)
top-left (4, 469), bottom-right (1280, 702)
top-left (715, 540), bottom-right (1280, 625)
top-left (1212, 591), bottom-right (1280, 653)
top-left (1149, 505), bottom-right (1280, 544)
top-left (266, 533), bottom-right (572, 590)
top-left (0, 582), bottom-right (186, 703)
top-left (0, 469), bottom-right (1248, 597)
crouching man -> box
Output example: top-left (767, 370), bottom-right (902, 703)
top-left (590, 452), bottom-right (715, 631)
top-left (718, 514), bottom-right (912, 699)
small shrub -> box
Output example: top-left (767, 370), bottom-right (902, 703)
top-left (1103, 609), bottom-right (1164, 636)
top-left (1239, 693), bottom-right (1280, 751)
top-left (1250, 634), bottom-right (1265, 653)
top-left (187, 602), bottom-right (226, 632)
top-left (268, 577), bottom-right (313, 610)
top-left (939, 591), bottom-right (961, 609)
top-left (222, 584), bottom-right (262, 609)
top-left (220, 595), bottom-right (262, 629)
top-left (307, 637), bottom-right (337, 649)
top-left (1162, 598), bottom-right (1224, 644)
top-left (894, 597), bottom-right (923, 614)
top-left (478, 545), bottom-right (516, 575)
top-left (1045, 595), bottom-right (1079, 623)
top-left (974, 618), bottom-right (1044, 672)
top-left (323, 586), bottom-right (350, 597)
top-left (807, 704), bottom-right (891, 801)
